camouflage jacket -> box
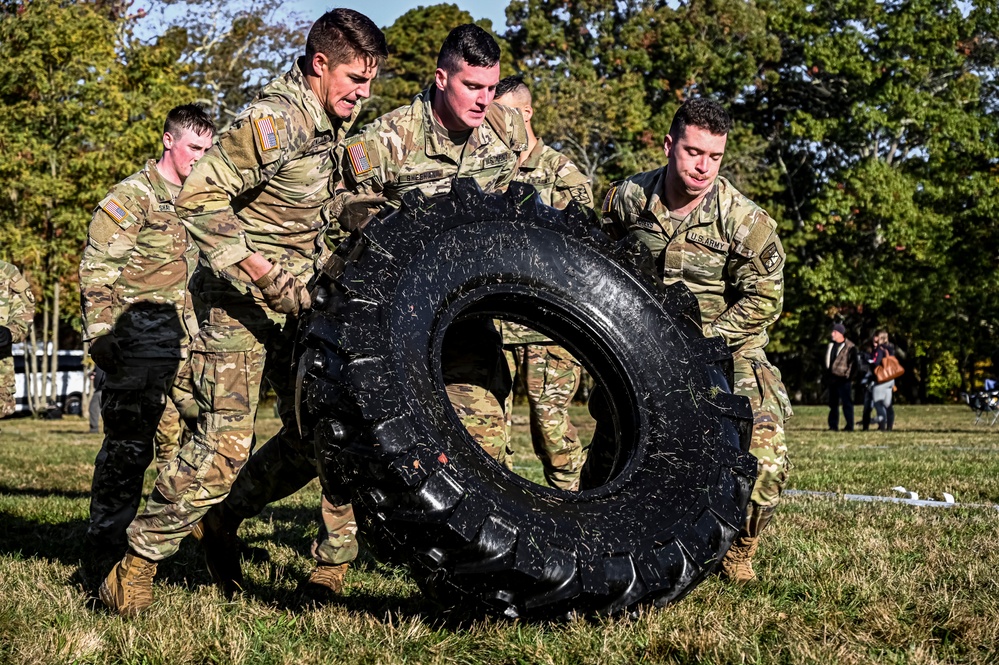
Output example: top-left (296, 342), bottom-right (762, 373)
top-left (501, 141), bottom-right (593, 346)
top-left (178, 58), bottom-right (359, 287)
top-left (80, 160), bottom-right (198, 359)
top-left (0, 260), bottom-right (34, 344)
top-left (334, 87), bottom-right (528, 238)
top-left (515, 139), bottom-right (593, 210)
top-left (602, 169), bottom-right (785, 355)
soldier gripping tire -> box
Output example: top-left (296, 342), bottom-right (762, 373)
top-left (298, 179), bottom-right (757, 618)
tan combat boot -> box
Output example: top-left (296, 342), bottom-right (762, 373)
top-left (720, 503), bottom-right (774, 584)
top-left (99, 552), bottom-right (158, 616)
top-left (300, 562), bottom-right (349, 601)
top-left (200, 504), bottom-right (245, 597)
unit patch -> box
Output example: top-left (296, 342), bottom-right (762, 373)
top-left (569, 185), bottom-right (591, 205)
top-left (602, 187), bottom-right (617, 214)
top-left (102, 198), bottom-right (130, 224)
top-left (760, 242), bottom-right (782, 273)
top-left (347, 141), bottom-right (372, 175)
top-left (687, 232), bottom-right (730, 252)
top-left (253, 116), bottom-right (280, 151)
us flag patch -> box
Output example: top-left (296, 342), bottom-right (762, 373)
top-left (254, 116), bottom-right (280, 151)
top-left (347, 141), bottom-right (372, 175)
top-left (102, 197), bottom-right (129, 223)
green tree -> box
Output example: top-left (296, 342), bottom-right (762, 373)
top-left (755, 0), bottom-right (999, 398)
top-left (364, 4), bottom-right (511, 124)
top-left (0, 0), bottom-right (191, 317)
top-left (150, 0), bottom-right (306, 127)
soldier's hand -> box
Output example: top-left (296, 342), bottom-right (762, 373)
top-left (253, 264), bottom-right (312, 317)
top-left (327, 193), bottom-right (388, 232)
top-left (89, 334), bottom-right (121, 374)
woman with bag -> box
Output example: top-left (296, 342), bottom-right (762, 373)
top-left (871, 330), bottom-right (900, 431)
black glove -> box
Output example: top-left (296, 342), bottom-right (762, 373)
top-left (0, 326), bottom-right (11, 358)
top-left (89, 334), bottom-right (121, 374)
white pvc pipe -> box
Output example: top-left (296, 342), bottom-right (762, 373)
top-left (784, 489), bottom-right (999, 512)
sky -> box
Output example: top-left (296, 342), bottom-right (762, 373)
top-left (281, 0), bottom-right (509, 32)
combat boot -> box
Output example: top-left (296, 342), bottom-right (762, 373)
top-left (720, 503), bottom-right (774, 584)
top-left (299, 562), bottom-right (349, 602)
top-left (199, 504), bottom-right (244, 597)
top-left (99, 551), bottom-right (158, 616)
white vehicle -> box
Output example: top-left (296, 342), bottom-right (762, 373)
top-left (12, 343), bottom-right (87, 416)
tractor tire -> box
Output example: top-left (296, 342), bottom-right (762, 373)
top-left (299, 179), bottom-right (756, 618)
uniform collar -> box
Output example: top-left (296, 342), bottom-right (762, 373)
top-left (144, 159), bottom-right (180, 203)
top-left (289, 58), bottom-right (336, 135)
top-left (420, 87), bottom-right (492, 162)
top-left (648, 167), bottom-right (722, 235)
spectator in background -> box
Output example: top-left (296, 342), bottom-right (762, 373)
top-left (825, 322), bottom-right (857, 432)
top-left (870, 330), bottom-right (897, 431)
top-left (858, 341), bottom-right (877, 431)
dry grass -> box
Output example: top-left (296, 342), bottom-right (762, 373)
top-left (0, 404), bottom-right (997, 664)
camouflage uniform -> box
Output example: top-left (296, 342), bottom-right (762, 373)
top-left (602, 170), bottom-right (792, 511)
top-left (498, 141), bottom-right (591, 489)
top-left (126, 61), bottom-right (359, 567)
top-left (336, 87), bottom-right (529, 463)
top-left (80, 159), bottom-right (200, 553)
top-left (0, 261), bottom-right (34, 418)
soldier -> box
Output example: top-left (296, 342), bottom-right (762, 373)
top-left (601, 99), bottom-right (792, 584)
top-left (492, 76), bottom-right (590, 490)
top-left (0, 261), bottom-right (34, 420)
top-left (333, 24), bottom-right (530, 466)
top-left (80, 104), bottom-right (215, 561)
top-left (98, 10), bottom-right (387, 616)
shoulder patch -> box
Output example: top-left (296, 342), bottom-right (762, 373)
top-left (760, 241), bottom-right (783, 274)
top-left (602, 187), bottom-right (618, 214)
top-left (569, 185), bottom-right (591, 205)
top-left (347, 141), bottom-right (372, 176)
top-left (101, 197), bottom-right (130, 224)
top-left (253, 116), bottom-right (280, 151)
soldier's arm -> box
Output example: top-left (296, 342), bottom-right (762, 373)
top-left (599, 182), bottom-right (629, 240)
top-left (550, 158), bottom-right (593, 211)
top-left (78, 188), bottom-right (147, 341)
top-left (334, 124), bottom-right (398, 229)
top-left (177, 103), bottom-right (300, 276)
top-left (2, 267), bottom-right (34, 343)
top-left (709, 211), bottom-right (786, 348)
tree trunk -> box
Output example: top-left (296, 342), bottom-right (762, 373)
top-left (49, 283), bottom-right (60, 404)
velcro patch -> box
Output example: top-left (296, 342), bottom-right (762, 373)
top-left (398, 170), bottom-right (445, 184)
top-left (347, 141), bottom-right (372, 175)
top-left (102, 197), bottom-right (129, 224)
top-left (602, 187), bottom-right (617, 214)
top-left (254, 116), bottom-right (280, 151)
top-left (484, 154), bottom-right (509, 168)
top-left (687, 232), bottom-right (730, 252)
top-left (760, 242), bottom-right (782, 273)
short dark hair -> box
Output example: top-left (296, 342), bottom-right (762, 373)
top-left (668, 98), bottom-right (733, 139)
top-left (495, 75), bottom-right (529, 99)
top-left (163, 104), bottom-right (215, 138)
top-left (437, 24), bottom-right (500, 74)
top-left (306, 8), bottom-right (388, 69)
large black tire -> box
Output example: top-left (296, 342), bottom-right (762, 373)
top-left (299, 180), bottom-right (756, 618)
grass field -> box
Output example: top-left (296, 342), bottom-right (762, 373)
top-left (1, 404), bottom-right (998, 664)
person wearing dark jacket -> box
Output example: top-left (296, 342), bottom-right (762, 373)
top-left (825, 322), bottom-right (857, 431)
top-left (870, 330), bottom-right (896, 431)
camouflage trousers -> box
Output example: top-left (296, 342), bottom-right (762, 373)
top-left (732, 350), bottom-right (793, 508)
top-left (503, 344), bottom-right (584, 490)
top-left (0, 357), bottom-right (14, 418)
top-left (442, 319), bottom-right (511, 467)
top-left (87, 358), bottom-right (186, 553)
top-left (126, 273), bottom-right (356, 565)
